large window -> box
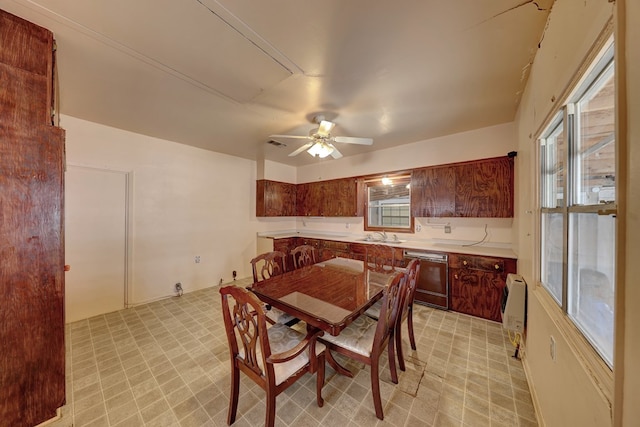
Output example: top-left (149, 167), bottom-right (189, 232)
top-left (538, 40), bottom-right (615, 367)
top-left (365, 174), bottom-right (412, 232)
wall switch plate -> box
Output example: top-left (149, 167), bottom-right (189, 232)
top-left (444, 225), bottom-right (451, 233)
top-left (195, 256), bottom-right (201, 263)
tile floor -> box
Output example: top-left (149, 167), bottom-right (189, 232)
top-left (46, 278), bottom-right (538, 427)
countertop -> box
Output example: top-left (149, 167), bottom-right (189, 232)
top-left (257, 230), bottom-right (518, 259)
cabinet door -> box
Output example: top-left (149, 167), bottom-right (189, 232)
top-left (256, 180), bottom-right (297, 217)
top-left (296, 182), bottom-right (324, 216)
top-left (0, 10), bottom-right (53, 127)
top-left (1, 126), bottom-right (66, 427)
top-left (411, 166), bottom-right (456, 217)
top-left (323, 178), bottom-right (358, 216)
top-left (449, 268), bottom-right (482, 317)
top-left (449, 253), bottom-right (516, 321)
top-left (455, 157), bottom-right (514, 217)
top-left (321, 240), bottom-right (351, 260)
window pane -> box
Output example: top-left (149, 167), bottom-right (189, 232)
top-left (541, 212), bottom-right (563, 304)
top-left (567, 212), bottom-right (615, 366)
top-left (574, 64), bottom-right (615, 206)
top-left (541, 119), bottom-right (565, 208)
top-left (367, 177), bottom-right (411, 230)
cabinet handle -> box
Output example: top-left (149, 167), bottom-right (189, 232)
top-left (494, 264), bottom-right (500, 270)
top-left (463, 260), bottom-right (468, 266)
top-left (454, 274), bottom-right (459, 279)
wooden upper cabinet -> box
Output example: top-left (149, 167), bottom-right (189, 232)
top-left (0, 10), bottom-right (53, 127)
top-left (256, 180), bottom-right (297, 217)
top-left (296, 182), bottom-right (322, 216)
top-left (411, 166), bottom-right (456, 217)
top-left (296, 178), bottom-right (359, 217)
top-left (324, 178), bottom-right (358, 216)
top-left (455, 156), bottom-right (514, 217)
top-left (258, 156), bottom-right (513, 218)
top-left (412, 156), bottom-right (514, 218)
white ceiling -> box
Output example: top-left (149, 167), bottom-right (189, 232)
top-left (1, 0), bottom-right (553, 166)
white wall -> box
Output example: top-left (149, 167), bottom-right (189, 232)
top-left (514, 1), bottom-right (615, 426)
top-left (62, 115), bottom-right (294, 306)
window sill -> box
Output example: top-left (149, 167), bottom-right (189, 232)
top-left (533, 283), bottom-right (613, 403)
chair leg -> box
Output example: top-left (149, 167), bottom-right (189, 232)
top-left (227, 365), bottom-right (240, 425)
top-left (316, 352), bottom-right (325, 407)
top-left (388, 335), bottom-right (398, 384)
top-left (395, 322), bottom-right (406, 372)
top-left (408, 306), bottom-right (417, 350)
top-left (265, 388), bottom-right (276, 427)
top-left (370, 359), bottom-right (384, 420)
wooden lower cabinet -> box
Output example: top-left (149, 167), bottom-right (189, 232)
top-left (448, 254), bottom-right (516, 322)
top-left (320, 240), bottom-right (351, 261)
top-left (270, 238), bottom-right (516, 322)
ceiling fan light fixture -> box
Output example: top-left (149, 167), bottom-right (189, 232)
top-left (307, 142), bottom-right (334, 158)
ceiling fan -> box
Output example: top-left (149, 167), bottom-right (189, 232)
top-left (269, 115), bottom-right (373, 159)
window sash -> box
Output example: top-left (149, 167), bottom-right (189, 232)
top-left (537, 40), bottom-right (615, 368)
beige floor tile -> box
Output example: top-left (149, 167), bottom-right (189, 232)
top-left (56, 285), bottom-right (537, 426)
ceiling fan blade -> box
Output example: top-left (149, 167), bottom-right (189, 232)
top-left (329, 144), bottom-right (343, 159)
top-left (269, 134), bottom-right (311, 140)
top-left (333, 136), bottom-right (373, 145)
top-left (288, 142), bottom-right (314, 157)
top-left (317, 120), bottom-right (335, 137)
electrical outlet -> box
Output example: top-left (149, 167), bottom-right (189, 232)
top-left (175, 282), bottom-right (183, 293)
top-left (219, 278), bottom-right (223, 285)
top-left (550, 335), bottom-right (556, 361)
top-left (232, 270), bottom-right (237, 280)
top-left (195, 255), bottom-right (201, 263)
top-left (444, 224), bottom-right (451, 233)
top-left (416, 224), bottom-right (422, 232)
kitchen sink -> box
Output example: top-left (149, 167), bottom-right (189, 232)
top-left (355, 237), bottom-right (407, 244)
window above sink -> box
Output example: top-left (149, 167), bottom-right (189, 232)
top-left (364, 173), bottom-right (413, 233)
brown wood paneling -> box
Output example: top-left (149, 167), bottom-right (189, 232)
top-left (455, 157), bottom-right (514, 217)
top-left (0, 9), bottom-right (53, 126)
top-left (323, 178), bottom-right (358, 216)
top-left (0, 125), bottom-right (66, 427)
top-left (256, 179), bottom-right (297, 216)
top-left (296, 182), bottom-right (323, 216)
top-left (411, 166), bottom-right (456, 217)
top-left (0, 63), bottom-right (50, 127)
top-left (449, 253), bottom-right (516, 322)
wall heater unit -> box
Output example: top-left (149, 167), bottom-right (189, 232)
top-left (501, 273), bottom-right (527, 332)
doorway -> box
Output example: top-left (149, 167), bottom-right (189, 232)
top-left (65, 165), bottom-right (130, 323)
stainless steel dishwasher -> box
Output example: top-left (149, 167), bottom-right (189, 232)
top-left (404, 250), bottom-right (449, 309)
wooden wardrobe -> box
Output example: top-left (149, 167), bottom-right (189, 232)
top-left (0, 9), bottom-right (66, 426)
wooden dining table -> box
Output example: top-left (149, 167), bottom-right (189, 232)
top-left (249, 257), bottom-right (396, 337)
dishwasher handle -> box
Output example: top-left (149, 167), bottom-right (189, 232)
top-left (403, 250), bottom-right (448, 263)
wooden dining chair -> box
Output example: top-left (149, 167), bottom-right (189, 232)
top-left (250, 250), bottom-right (287, 282)
top-left (250, 251), bottom-right (295, 324)
top-left (291, 244), bottom-right (318, 269)
top-left (364, 258), bottom-right (420, 371)
top-left (319, 271), bottom-right (406, 420)
top-left (220, 285), bottom-right (325, 427)
top-left (366, 244), bottom-right (398, 272)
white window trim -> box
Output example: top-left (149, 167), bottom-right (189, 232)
top-left (532, 22), bottom-right (615, 404)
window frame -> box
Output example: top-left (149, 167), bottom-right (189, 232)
top-left (535, 35), bottom-right (616, 379)
top-left (363, 173), bottom-right (414, 233)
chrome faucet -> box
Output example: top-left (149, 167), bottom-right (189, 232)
top-left (374, 230), bottom-right (387, 241)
